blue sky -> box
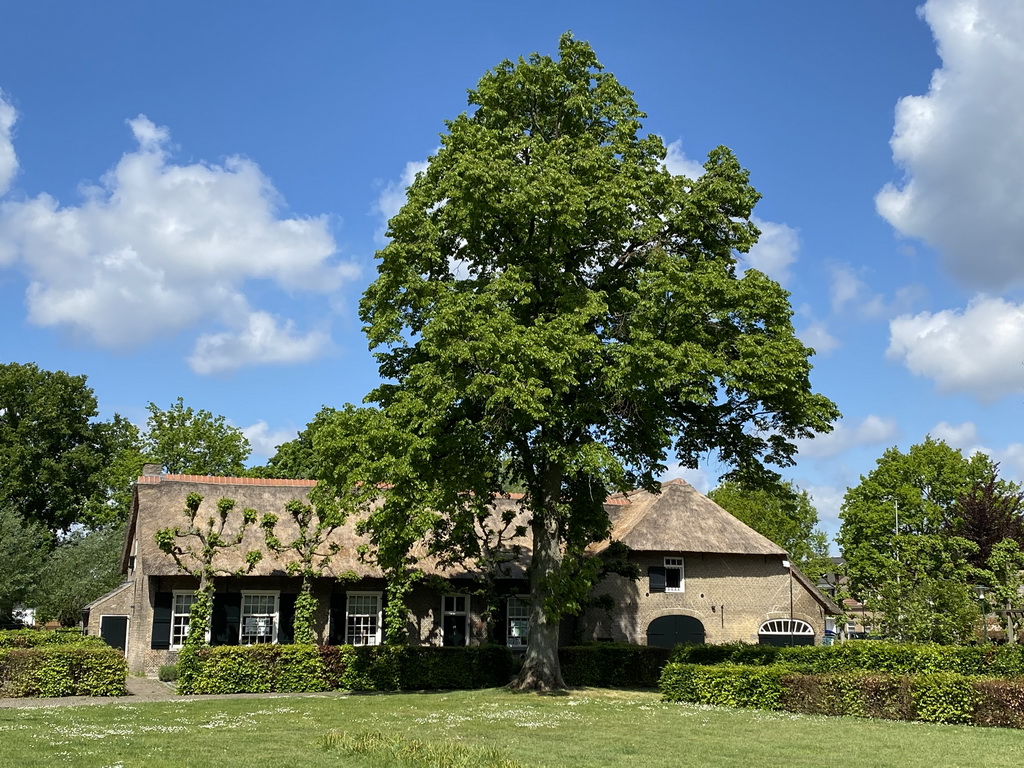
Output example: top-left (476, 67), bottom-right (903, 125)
top-left (2, 1), bottom-right (1022, 545)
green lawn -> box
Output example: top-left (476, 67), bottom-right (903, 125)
top-left (0, 688), bottom-right (1017, 768)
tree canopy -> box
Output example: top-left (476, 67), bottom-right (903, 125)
top-left (0, 362), bottom-right (121, 533)
top-left (315, 34), bottom-right (838, 690)
top-left (144, 397), bottom-right (250, 476)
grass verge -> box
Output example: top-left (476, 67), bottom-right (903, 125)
top-left (0, 687), bottom-right (1018, 767)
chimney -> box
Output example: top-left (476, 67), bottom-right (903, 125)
top-left (142, 463), bottom-right (162, 478)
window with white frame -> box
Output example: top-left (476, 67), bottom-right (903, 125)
top-left (171, 591), bottom-right (195, 649)
top-left (507, 596), bottom-right (530, 648)
top-left (664, 557), bottom-right (684, 592)
top-left (442, 594), bottom-right (469, 646)
top-left (240, 592), bottom-right (278, 645)
top-left (346, 592), bottom-right (382, 646)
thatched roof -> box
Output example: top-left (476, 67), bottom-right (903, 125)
top-left (126, 474), bottom-right (785, 580)
top-left (592, 479), bottom-right (787, 556)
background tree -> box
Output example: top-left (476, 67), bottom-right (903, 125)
top-left (709, 479), bottom-right (830, 581)
top-left (0, 362), bottom-right (121, 534)
top-left (983, 539), bottom-right (1024, 644)
top-left (260, 498), bottom-right (347, 644)
top-left (247, 407), bottom-right (336, 480)
top-left (144, 397), bottom-right (250, 476)
top-left (866, 533), bottom-right (978, 644)
top-left (315, 35), bottom-right (838, 690)
top-left (34, 526), bottom-right (125, 626)
top-left (154, 493), bottom-right (263, 651)
top-left (951, 471), bottom-right (1024, 568)
top-left (837, 437), bottom-right (992, 598)
top-left (0, 508), bottom-right (47, 627)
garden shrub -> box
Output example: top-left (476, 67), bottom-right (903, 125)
top-left (0, 646), bottom-right (127, 697)
top-left (972, 679), bottom-right (1024, 729)
top-left (912, 672), bottom-right (978, 725)
top-left (559, 644), bottom-right (670, 688)
top-left (659, 663), bottom-right (785, 710)
top-left (158, 664), bottom-right (178, 683)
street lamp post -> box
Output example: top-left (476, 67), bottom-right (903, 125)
top-left (973, 585), bottom-right (990, 643)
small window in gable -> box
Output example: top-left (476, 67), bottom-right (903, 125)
top-left (665, 557), bottom-right (684, 593)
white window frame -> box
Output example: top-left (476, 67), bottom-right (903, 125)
top-left (240, 590), bottom-right (279, 645)
top-left (664, 557), bottom-right (684, 593)
top-left (170, 590), bottom-right (196, 650)
top-left (759, 618), bottom-right (815, 636)
top-left (441, 594), bottom-right (470, 647)
top-left (507, 596), bottom-right (530, 648)
top-left (346, 591), bottom-right (382, 646)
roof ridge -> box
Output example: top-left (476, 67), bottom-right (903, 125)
top-left (137, 474), bottom-right (319, 487)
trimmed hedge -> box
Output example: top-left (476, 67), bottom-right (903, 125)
top-left (178, 644), bottom-right (519, 695)
top-left (178, 643), bottom-right (668, 695)
top-left (0, 629), bottom-right (103, 649)
top-left (0, 645), bottom-right (128, 697)
top-left (669, 641), bottom-right (1024, 677)
top-left (660, 662), bottom-right (1024, 728)
top-left (559, 644), bottom-right (671, 688)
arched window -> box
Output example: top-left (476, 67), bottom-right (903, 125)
top-left (758, 619), bottom-right (814, 636)
top-left (758, 618), bottom-right (815, 646)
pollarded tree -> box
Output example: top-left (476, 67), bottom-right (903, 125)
top-left (260, 499), bottom-right (348, 644)
top-left (154, 494), bottom-right (262, 651)
top-left (316, 34), bottom-right (838, 690)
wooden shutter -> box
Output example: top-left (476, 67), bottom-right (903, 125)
top-left (150, 592), bottom-right (172, 649)
top-left (328, 591), bottom-right (346, 646)
top-left (277, 593), bottom-right (296, 644)
top-left (211, 593), bottom-right (241, 646)
top-left (648, 566), bottom-right (667, 593)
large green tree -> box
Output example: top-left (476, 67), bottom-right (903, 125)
top-left (709, 479), bottom-right (830, 581)
top-left (838, 437), bottom-right (993, 599)
top-left (247, 407), bottom-right (336, 480)
top-left (315, 35), bottom-right (838, 690)
top-left (144, 397), bottom-right (250, 476)
top-left (0, 362), bottom-right (123, 533)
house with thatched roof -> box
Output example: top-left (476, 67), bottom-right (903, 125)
top-left (85, 470), bottom-right (838, 674)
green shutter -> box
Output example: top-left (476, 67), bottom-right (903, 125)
top-left (211, 593), bottom-right (241, 646)
top-left (150, 592), bottom-right (172, 649)
top-left (277, 593), bottom-right (296, 644)
top-left (648, 566), bottom-right (666, 593)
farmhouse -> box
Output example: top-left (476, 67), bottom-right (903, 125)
top-left (85, 468), bottom-right (838, 674)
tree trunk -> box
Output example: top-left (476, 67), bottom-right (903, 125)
top-left (509, 510), bottom-right (565, 691)
top-left (1006, 601), bottom-right (1016, 645)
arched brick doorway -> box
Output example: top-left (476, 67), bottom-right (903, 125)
top-left (646, 614), bottom-right (706, 648)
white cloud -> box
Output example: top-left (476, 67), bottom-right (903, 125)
top-left (663, 139), bottom-right (705, 179)
top-left (828, 262), bottom-right (924, 319)
top-left (373, 158), bottom-right (429, 244)
top-left (876, 0), bottom-right (1024, 290)
top-left (930, 420), bottom-right (981, 450)
top-left (241, 420), bottom-right (299, 461)
top-left (887, 295), bottom-right (1024, 402)
top-left (0, 90), bottom-right (16, 197)
top-left (797, 319), bottom-right (840, 355)
top-left (0, 114), bottom-right (357, 362)
top-left (795, 415), bottom-right (899, 460)
top-left (745, 218), bottom-right (798, 286)
top-left (188, 310), bottom-right (331, 375)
